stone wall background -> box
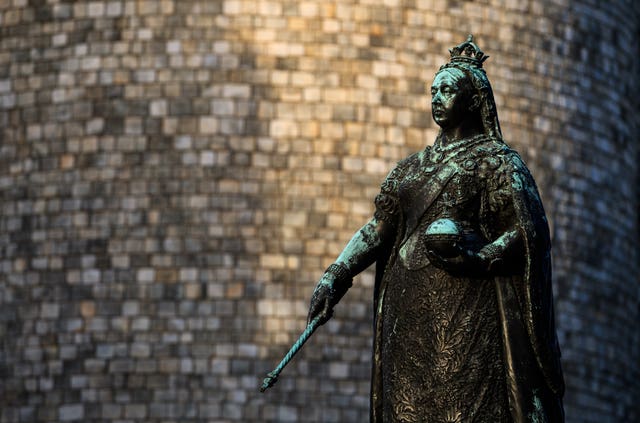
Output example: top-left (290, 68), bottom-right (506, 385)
top-left (0, 0), bottom-right (638, 422)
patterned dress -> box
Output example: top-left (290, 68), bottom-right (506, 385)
top-left (370, 135), bottom-right (562, 422)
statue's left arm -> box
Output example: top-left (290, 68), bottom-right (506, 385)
top-left (428, 149), bottom-right (542, 277)
top-left (427, 227), bottom-right (525, 276)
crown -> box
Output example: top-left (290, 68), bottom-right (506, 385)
top-left (448, 35), bottom-right (489, 67)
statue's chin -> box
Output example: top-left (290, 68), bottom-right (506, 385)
top-left (432, 116), bottom-right (452, 130)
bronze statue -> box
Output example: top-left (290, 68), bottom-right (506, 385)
top-left (264, 35), bottom-right (565, 422)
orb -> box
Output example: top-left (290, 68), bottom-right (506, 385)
top-left (424, 218), bottom-right (464, 258)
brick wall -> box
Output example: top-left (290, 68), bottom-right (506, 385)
top-left (1, 0), bottom-right (638, 422)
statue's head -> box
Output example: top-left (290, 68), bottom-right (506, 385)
top-left (431, 35), bottom-right (502, 140)
top-left (430, 67), bottom-right (478, 130)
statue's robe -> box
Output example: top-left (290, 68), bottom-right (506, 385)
top-left (370, 136), bottom-right (564, 422)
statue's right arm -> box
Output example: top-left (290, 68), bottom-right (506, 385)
top-left (307, 217), bottom-right (394, 325)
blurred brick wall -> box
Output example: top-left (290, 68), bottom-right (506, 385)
top-left (0, 0), bottom-right (638, 422)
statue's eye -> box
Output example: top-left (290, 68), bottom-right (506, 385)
top-left (430, 87), bottom-right (437, 96)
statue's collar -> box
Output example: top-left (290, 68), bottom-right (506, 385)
top-left (428, 134), bottom-right (490, 164)
top-left (433, 133), bottom-right (488, 153)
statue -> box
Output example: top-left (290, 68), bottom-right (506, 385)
top-left (263, 35), bottom-right (565, 422)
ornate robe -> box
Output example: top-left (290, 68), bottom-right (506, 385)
top-left (370, 136), bottom-right (564, 422)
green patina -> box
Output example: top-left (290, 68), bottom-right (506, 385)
top-left (426, 218), bottom-right (460, 236)
top-left (511, 170), bottom-right (524, 191)
top-left (336, 221), bottom-right (381, 268)
top-left (528, 389), bottom-right (545, 423)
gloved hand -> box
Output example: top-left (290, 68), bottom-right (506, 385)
top-left (307, 273), bottom-right (338, 326)
top-left (307, 263), bottom-right (354, 326)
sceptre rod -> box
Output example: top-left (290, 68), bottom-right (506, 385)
top-left (259, 315), bottom-right (323, 392)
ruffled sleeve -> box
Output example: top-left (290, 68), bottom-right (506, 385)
top-left (373, 157), bottom-right (410, 227)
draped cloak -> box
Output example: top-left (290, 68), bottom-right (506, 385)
top-left (369, 136), bottom-right (564, 422)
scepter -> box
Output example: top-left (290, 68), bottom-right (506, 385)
top-left (260, 270), bottom-right (351, 392)
top-left (260, 314), bottom-right (323, 392)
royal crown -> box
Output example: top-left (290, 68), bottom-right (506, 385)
top-left (448, 35), bottom-right (489, 68)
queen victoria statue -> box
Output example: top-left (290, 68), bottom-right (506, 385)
top-left (269, 35), bottom-right (564, 422)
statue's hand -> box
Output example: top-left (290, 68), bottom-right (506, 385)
top-left (307, 263), bottom-right (353, 326)
top-left (427, 247), bottom-right (490, 277)
top-left (307, 274), bottom-right (338, 326)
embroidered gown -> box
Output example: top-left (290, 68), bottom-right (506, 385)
top-left (369, 135), bottom-right (564, 422)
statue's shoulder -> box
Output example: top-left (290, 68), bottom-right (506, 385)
top-left (389, 149), bottom-right (423, 176)
top-left (498, 144), bottom-right (533, 176)
top-left (400, 149), bottom-right (424, 167)
top-left (473, 139), bottom-right (529, 172)
top-left (471, 138), bottom-right (509, 156)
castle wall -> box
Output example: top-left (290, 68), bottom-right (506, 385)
top-left (1, 0), bottom-right (638, 421)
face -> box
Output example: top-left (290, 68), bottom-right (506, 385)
top-left (430, 69), bottom-right (471, 129)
